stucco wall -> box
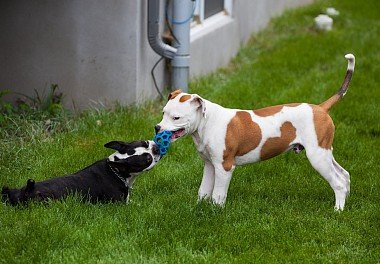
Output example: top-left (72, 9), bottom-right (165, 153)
top-left (0, 0), bottom-right (312, 109)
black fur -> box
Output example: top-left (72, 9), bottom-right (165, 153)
top-left (2, 160), bottom-right (130, 205)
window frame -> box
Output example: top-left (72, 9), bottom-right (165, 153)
top-left (192, 0), bottom-right (233, 26)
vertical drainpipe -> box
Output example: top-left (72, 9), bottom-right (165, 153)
top-left (171, 0), bottom-right (193, 92)
top-left (148, 0), bottom-right (177, 59)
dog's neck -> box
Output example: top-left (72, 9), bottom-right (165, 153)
top-left (190, 100), bottom-right (208, 134)
top-left (192, 100), bottom-right (221, 139)
top-left (191, 100), bottom-right (231, 154)
top-left (106, 160), bottom-right (131, 188)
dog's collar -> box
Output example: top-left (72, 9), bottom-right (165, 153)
top-left (107, 162), bottom-right (131, 189)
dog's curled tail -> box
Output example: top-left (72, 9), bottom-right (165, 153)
top-left (319, 54), bottom-right (355, 111)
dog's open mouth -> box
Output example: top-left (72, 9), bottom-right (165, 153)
top-left (171, 128), bottom-right (186, 142)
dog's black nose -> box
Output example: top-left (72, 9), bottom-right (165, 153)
top-left (154, 125), bottom-right (161, 134)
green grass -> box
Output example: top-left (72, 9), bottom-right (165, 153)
top-left (1, 0), bottom-right (380, 263)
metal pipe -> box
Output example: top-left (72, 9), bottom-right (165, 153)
top-left (171, 0), bottom-right (193, 92)
top-left (147, 0), bottom-right (177, 59)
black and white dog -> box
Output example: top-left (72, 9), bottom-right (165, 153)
top-left (2, 140), bottom-right (160, 205)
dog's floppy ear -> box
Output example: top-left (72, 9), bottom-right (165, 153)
top-left (104, 141), bottom-right (128, 153)
top-left (25, 179), bottom-right (35, 192)
top-left (190, 95), bottom-right (207, 118)
top-left (168, 89), bottom-right (183, 101)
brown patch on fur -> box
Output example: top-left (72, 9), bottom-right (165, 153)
top-left (260, 122), bottom-right (297, 160)
top-left (254, 103), bottom-right (301, 117)
top-left (312, 105), bottom-right (335, 149)
top-left (179, 94), bottom-right (191, 102)
top-left (168, 89), bottom-right (182, 100)
top-left (223, 111), bottom-right (262, 171)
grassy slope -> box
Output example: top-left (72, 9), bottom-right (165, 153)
top-left (1, 0), bottom-right (379, 263)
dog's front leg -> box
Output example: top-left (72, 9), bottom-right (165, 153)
top-left (212, 164), bottom-right (235, 206)
top-left (198, 160), bottom-right (215, 201)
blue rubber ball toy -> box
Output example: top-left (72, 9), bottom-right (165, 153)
top-left (153, 130), bottom-right (173, 156)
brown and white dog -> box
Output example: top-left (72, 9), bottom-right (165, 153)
top-left (155, 54), bottom-right (355, 210)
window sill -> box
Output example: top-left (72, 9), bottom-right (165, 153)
top-left (190, 12), bottom-right (234, 42)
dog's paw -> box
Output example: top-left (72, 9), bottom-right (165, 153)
top-left (198, 192), bottom-right (212, 202)
top-left (211, 193), bottom-right (227, 207)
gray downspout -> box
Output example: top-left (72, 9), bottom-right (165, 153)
top-left (147, 0), bottom-right (177, 59)
top-left (171, 0), bottom-right (193, 92)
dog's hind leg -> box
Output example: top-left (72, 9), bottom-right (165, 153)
top-left (306, 147), bottom-right (349, 211)
top-left (332, 157), bottom-right (350, 194)
top-left (198, 160), bottom-right (215, 201)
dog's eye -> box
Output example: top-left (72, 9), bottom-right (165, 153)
top-left (173, 116), bottom-right (180, 120)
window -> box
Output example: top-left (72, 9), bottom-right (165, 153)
top-left (193, 0), bottom-right (232, 25)
top-left (204, 0), bottom-right (224, 19)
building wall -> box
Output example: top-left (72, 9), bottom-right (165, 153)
top-left (190, 0), bottom-right (313, 77)
top-left (0, 0), bottom-right (166, 109)
top-left (0, 0), bottom-right (312, 109)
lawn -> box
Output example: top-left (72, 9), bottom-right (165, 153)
top-left (1, 0), bottom-right (379, 263)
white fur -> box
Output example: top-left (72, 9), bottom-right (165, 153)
top-left (345, 54), bottom-right (355, 72)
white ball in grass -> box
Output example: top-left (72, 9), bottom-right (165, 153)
top-left (314, 14), bottom-right (333, 31)
top-left (326, 7), bottom-right (340, 16)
